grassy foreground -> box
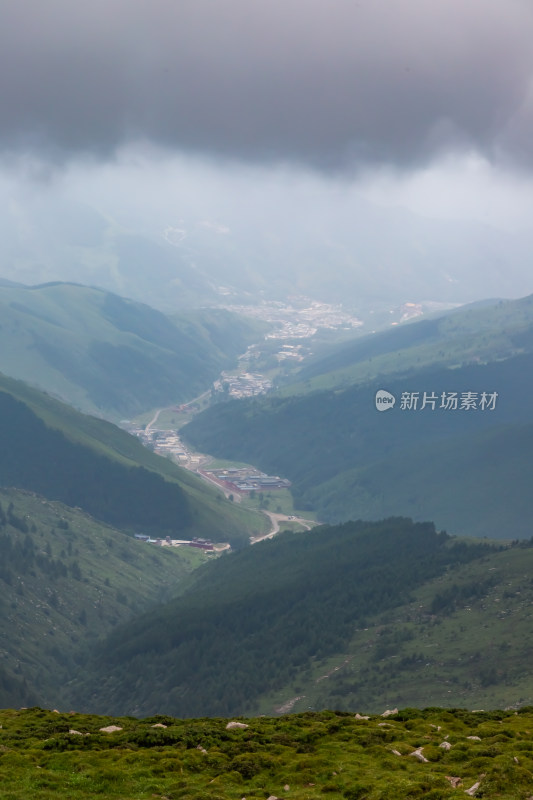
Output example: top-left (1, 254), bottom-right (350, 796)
top-left (1, 707), bottom-right (533, 799)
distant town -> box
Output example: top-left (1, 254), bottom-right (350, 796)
top-left (128, 427), bottom-right (291, 498)
top-left (224, 297), bottom-right (363, 340)
top-left (199, 467), bottom-right (291, 494)
top-left (213, 371), bottom-right (272, 399)
top-left (124, 299), bottom-right (351, 546)
top-left (224, 297), bottom-right (363, 368)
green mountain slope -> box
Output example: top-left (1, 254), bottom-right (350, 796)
top-left (263, 537), bottom-right (533, 716)
top-left (182, 353), bottom-right (533, 537)
top-left (0, 281), bottom-right (267, 418)
top-left (0, 487), bottom-right (204, 710)
top-left (2, 706), bottom-right (533, 800)
top-left (67, 519), bottom-right (498, 718)
top-left (0, 372), bottom-right (266, 546)
top-left (283, 293), bottom-right (533, 394)
top-left (304, 422), bottom-right (533, 538)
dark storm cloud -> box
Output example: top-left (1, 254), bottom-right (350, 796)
top-left (1, 0), bottom-right (533, 170)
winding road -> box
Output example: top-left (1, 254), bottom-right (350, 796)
top-left (145, 408), bottom-right (162, 433)
top-left (250, 511), bottom-right (314, 544)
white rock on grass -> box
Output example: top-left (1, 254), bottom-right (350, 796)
top-left (226, 721), bottom-right (249, 730)
top-left (409, 747), bottom-right (429, 763)
top-left (99, 725), bottom-right (123, 733)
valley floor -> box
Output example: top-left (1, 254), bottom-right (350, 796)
top-left (128, 400), bottom-right (318, 542)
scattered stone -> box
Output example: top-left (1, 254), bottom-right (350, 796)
top-left (226, 721), bottom-right (249, 730)
top-left (196, 745), bottom-right (208, 754)
top-left (465, 780), bottom-right (482, 796)
top-left (68, 729), bottom-right (89, 736)
top-left (99, 725), bottom-right (123, 733)
top-left (151, 723), bottom-right (167, 728)
top-left (439, 741), bottom-right (452, 750)
top-left (445, 776), bottom-right (462, 788)
top-left (355, 713), bottom-right (369, 720)
top-left (381, 708), bottom-right (398, 718)
top-left (467, 736), bottom-right (481, 741)
top-left (266, 796), bottom-right (280, 800)
top-left (391, 749), bottom-right (402, 757)
top-left (409, 747), bottom-right (429, 763)
top-left (513, 756), bottom-right (519, 764)
top-left (283, 785), bottom-right (290, 791)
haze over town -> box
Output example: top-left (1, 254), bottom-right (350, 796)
top-left (1, 0), bottom-right (533, 311)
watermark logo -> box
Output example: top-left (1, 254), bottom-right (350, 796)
top-left (374, 389), bottom-right (499, 412)
top-left (375, 389), bottom-right (396, 411)
top-left (399, 391), bottom-right (498, 411)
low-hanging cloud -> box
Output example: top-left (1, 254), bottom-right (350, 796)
top-left (1, 0), bottom-right (533, 171)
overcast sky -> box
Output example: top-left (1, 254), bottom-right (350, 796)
top-left (1, 0), bottom-right (533, 290)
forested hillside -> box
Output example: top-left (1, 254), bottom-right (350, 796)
top-left (0, 487), bottom-right (203, 709)
top-left (183, 353), bottom-right (533, 537)
top-left (67, 519), bottom-right (494, 718)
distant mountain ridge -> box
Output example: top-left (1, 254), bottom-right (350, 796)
top-left (2, 192), bottom-right (533, 311)
top-left (0, 281), bottom-right (267, 418)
